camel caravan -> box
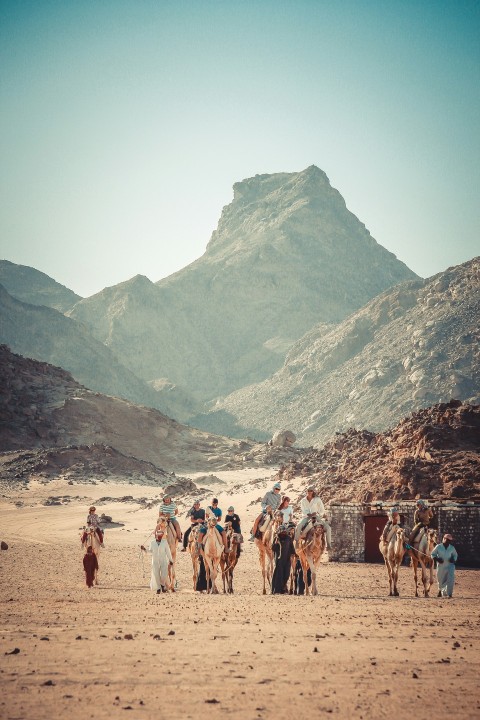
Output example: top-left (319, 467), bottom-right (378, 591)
top-left (80, 489), bottom-right (459, 599)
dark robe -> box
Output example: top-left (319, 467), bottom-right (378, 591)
top-left (271, 534), bottom-right (295, 594)
top-left (83, 552), bottom-right (98, 587)
top-left (195, 556), bottom-right (212, 592)
top-left (294, 559), bottom-right (311, 595)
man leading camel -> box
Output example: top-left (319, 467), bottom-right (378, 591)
top-left (249, 482), bottom-right (282, 541)
top-left (294, 487), bottom-right (332, 550)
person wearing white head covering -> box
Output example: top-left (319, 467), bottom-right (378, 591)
top-left (141, 527), bottom-right (174, 594)
top-left (431, 534), bottom-right (458, 598)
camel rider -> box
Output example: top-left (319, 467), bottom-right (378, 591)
top-left (408, 499), bottom-right (434, 545)
top-left (225, 505), bottom-right (243, 555)
top-left (381, 508), bottom-right (404, 543)
top-left (86, 506), bottom-right (104, 547)
top-left (208, 498), bottom-right (222, 520)
top-left (197, 510), bottom-right (229, 552)
top-left (181, 500), bottom-right (205, 551)
top-left (159, 495), bottom-right (182, 542)
top-left (249, 482), bottom-right (282, 541)
top-left (294, 487), bottom-right (332, 550)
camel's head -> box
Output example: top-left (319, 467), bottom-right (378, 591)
top-left (428, 529), bottom-right (438, 544)
top-left (395, 527), bottom-right (406, 542)
top-left (207, 516), bottom-right (218, 529)
top-left (312, 523), bottom-right (325, 540)
top-left (156, 515), bottom-right (168, 533)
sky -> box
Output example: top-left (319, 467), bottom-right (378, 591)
top-left (0, 0), bottom-right (479, 298)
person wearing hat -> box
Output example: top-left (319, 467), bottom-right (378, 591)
top-left (381, 508), bottom-right (405, 545)
top-left (249, 482), bottom-right (282, 541)
top-left (181, 500), bottom-right (205, 551)
top-left (431, 534), bottom-right (458, 598)
top-left (408, 499), bottom-right (434, 545)
top-left (294, 487), bottom-right (332, 550)
top-left (159, 495), bottom-right (182, 542)
top-left (225, 505), bottom-right (243, 556)
top-left (86, 506), bottom-right (104, 547)
top-left (225, 505), bottom-right (241, 534)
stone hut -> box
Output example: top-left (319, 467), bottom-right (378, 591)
top-left (329, 501), bottom-right (480, 567)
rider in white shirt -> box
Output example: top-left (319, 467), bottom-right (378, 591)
top-left (294, 487), bottom-right (332, 549)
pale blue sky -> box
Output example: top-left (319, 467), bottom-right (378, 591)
top-left (1, 0), bottom-right (478, 297)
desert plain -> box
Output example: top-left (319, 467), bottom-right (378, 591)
top-left (1, 468), bottom-right (479, 720)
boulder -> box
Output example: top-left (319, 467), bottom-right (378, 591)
top-left (271, 430), bottom-right (296, 448)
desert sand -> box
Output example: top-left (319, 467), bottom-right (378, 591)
top-left (1, 469), bottom-right (479, 720)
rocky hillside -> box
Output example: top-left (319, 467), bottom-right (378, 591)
top-left (0, 285), bottom-right (200, 420)
top-left (0, 345), bottom-right (254, 474)
top-left (68, 166), bottom-right (417, 401)
top-left (212, 257), bottom-right (479, 445)
top-left (274, 400), bottom-right (480, 502)
top-left (0, 260), bottom-right (81, 312)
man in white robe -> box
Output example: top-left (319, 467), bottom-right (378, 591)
top-left (142, 529), bottom-right (174, 593)
top-left (431, 533), bottom-right (458, 598)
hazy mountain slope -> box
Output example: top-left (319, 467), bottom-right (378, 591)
top-left (0, 345), bottom-right (252, 473)
top-left (212, 257), bottom-right (480, 445)
top-left (0, 285), bottom-right (199, 418)
top-left (0, 259), bottom-right (81, 312)
top-left (69, 166), bottom-right (418, 401)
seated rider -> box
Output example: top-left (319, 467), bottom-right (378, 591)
top-left (294, 487), bottom-right (332, 550)
top-left (381, 508), bottom-right (404, 543)
top-left (197, 510), bottom-right (228, 552)
top-left (86, 506), bottom-right (104, 546)
top-left (159, 495), bottom-right (182, 542)
top-left (181, 500), bottom-right (205, 551)
top-left (208, 498), bottom-right (222, 520)
top-left (408, 499), bottom-right (434, 545)
top-left (249, 482), bottom-right (282, 541)
top-left (225, 505), bottom-right (242, 555)
top-left (277, 496), bottom-right (293, 525)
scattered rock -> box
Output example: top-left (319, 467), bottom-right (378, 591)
top-left (1, 541), bottom-right (8, 550)
top-left (5, 647), bottom-right (20, 655)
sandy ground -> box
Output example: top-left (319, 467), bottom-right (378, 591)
top-left (1, 469), bottom-right (479, 720)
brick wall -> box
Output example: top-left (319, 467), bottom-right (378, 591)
top-left (329, 502), bottom-right (479, 567)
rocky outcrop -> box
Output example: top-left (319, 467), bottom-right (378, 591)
top-left (0, 345), bottom-right (256, 474)
top-left (274, 400), bottom-right (480, 503)
top-left (213, 257), bottom-right (479, 445)
top-left (0, 260), bottom-right (81, 312)
top-left (0, 445), bottom-right (174, 486)
top-left (68, 166), bottom-right (417, 402)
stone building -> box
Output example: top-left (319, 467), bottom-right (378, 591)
top-left (329, 501), bottom-right (480, 567)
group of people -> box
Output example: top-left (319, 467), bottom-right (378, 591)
top-left (381, 499), bottom-right (459, 598)
top-left (81, 490), bottom-right (459, 599)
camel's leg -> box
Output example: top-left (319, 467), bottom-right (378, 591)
top-left (383, 557), bottom-right (393, 596)
top-left (299, 554), bottom-right (310, 596)
top-left (412, 558), bottom-right (419, 597)
top-left (420, 560), bottom-right (429, 597)
top-left (392, 562), bottom-right (400, 596)
top-left (257, 544), bottom-right (267, 595)
top-left (220, 556), bottom-right (227, 594)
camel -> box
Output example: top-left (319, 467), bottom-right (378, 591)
top-left (255, 508), bottom-right (283, 595)
top-left (156, 515), bottom-right (177, 591)
top-left (296, 521), bottom-right (326, 596)
top-left (202, 517), bottom-right (224, 594)
top-left (379, 527), bottom-right (406, 596)
top-left (408, 528), bottom-right (438, 597)
top-left (81, 526), bottom-right (101, 585)
top-left (188, 524), bottom-right (201, 591)
top-left (220, 521), bottom-right (240, 594)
